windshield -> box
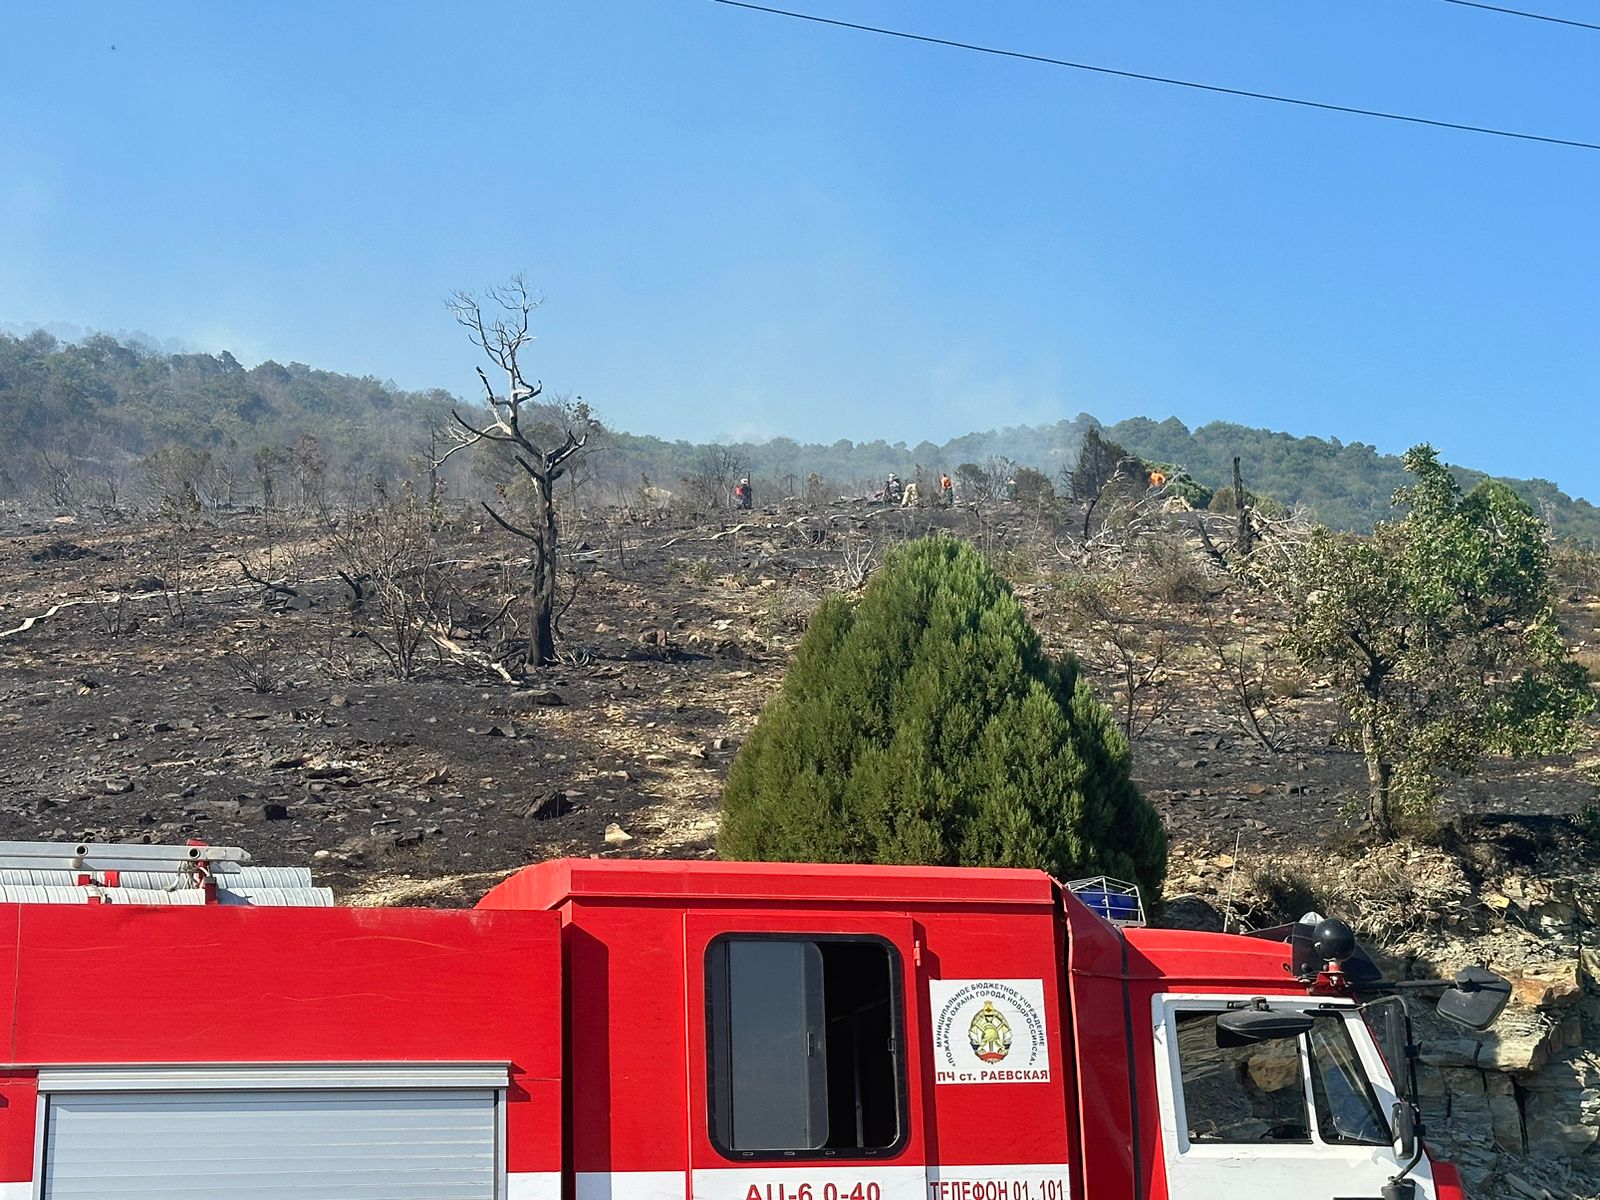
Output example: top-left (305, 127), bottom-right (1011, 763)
top-left (1360, 996), bottom-right (1411, 1099)
top-left (1307, 1013), bottom-right (1391, 1145)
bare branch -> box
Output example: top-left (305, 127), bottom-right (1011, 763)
top-left (447, 292), bottom-right (493, 355)
top-left (473, 592), bottom-right (518, 633)
top-left (431, 437), bottom-right (476, 469)
top-left (481, 501), bottom-right (539, 542)
top-left (548, 430), bottom-right (586, 472)
top-left (1192, 517), bottom-right (1229, 571)
top-left (447, 409), bottom-right (513, 445)
top-left (431, 631), bottom-right (516, 683)
top-left (235, 556), bottom-right (299, 600)
top-left (336, 569), bottom-right (367, 605)
top-left (509, 371), bottom-right (541, 403)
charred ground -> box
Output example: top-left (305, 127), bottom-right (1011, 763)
top-left (2, 498), bottom-right (1594, 905)
top-left (3, 497), bottom-right (1600, 1197)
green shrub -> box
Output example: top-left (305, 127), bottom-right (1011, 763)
top-left (718, 536), bottom-right (1167, 898)
top-left (1146, 460), bottom-right (1214, 509)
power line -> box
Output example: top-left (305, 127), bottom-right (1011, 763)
top-left (1439, 0), bottom-right (1600, 33)
top-left (710, 0), bottom-right (1600, 152)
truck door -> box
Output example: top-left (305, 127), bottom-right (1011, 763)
top-left (1150, 994), bottom-right (1438, 1200)
top-left (683, 912), bottom-right (927, 1200)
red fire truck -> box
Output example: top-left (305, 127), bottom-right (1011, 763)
top-left (0, 842), bottom-right (1507, 1200)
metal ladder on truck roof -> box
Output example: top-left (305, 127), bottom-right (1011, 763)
top-left (0, 841), bottom-right (334, 907)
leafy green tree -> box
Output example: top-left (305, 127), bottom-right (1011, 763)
top-left (1278, 445), bottom-right (1593, 839)
top-left (718, 536), bottom-right (1167, 898)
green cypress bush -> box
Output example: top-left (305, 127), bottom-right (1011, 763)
top-left (718, 536), bottom-right (1167, 899)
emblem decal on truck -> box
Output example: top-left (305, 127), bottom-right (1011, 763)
top-left (968, 1001), bottom-right (1013, 1062)
top-left (929, 979), bottom-right (1049, 1084)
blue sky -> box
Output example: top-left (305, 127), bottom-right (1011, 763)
top-left (3, 2), bottom-right (1597, 497)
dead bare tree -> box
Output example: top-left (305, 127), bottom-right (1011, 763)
top-left (91, 465), bottom-right (125, 513)
top-left (416, 419), bottom-right (448, 508)
top-left (1201, 618), bottom-right (1293, 752)
top-left (290, 434), bottom-right (328, 519)
top-left (94, 592), bottom-right (132, 638)
top-left (254, 446), bottom-right (282, 517)
top-left (1232, 456), bottom-right (1254, 559)
top-left (1191, 495), bottom-right (1315, 582)
top-left (1060, 575), bottom-right (1174, 741)
top-left (157, 561), bottom-right (188, 626)
top-left (37, 446), bottom-right (77, 510)
top-left (332, 500), bottom-right (439, 680)
top-left (140, 445), bottom-right (209, 520)
top-left (1103, 623), bottom-right (1174, 741)
top-left (436, 277), bottom-right (596, 668)
top-left (1053, 488), bottom-right (1173, 567)
top-left (979, 455), bottom-right (1015, 501)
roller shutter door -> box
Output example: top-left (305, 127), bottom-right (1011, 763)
top-left (41, 1087), bottom-right (499, 1199)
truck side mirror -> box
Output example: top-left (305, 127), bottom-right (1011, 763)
top-left (1392, 1101), bottom-right (1417, 1160)
top-left (1216, 1009), bottom-right (1314, 1047)
top-left (1436, 966), bottom-right (1512, 1031)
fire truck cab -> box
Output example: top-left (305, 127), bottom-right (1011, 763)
top-left (482, 858), bottom-right (1471, 1200)
top-left (0, 845), bottom-right (1493, 1200)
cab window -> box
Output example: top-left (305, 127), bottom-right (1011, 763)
top-left (1175, 1011), bottom-right (1310, 1143)
top-left (706, 936), bottom-right (903, 1158)
top-left (1173, 1008), bottom-right (1391, 1149)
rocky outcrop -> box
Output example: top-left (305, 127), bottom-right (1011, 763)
top-left (1415, 945), bottom-right (1600, 1199)
top-left (1159, 822), bottom-right (1600, 1200)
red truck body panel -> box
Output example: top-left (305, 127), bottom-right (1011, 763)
top-left (0, 856), bottom-right (1452, 1200)
top-left (0, 902), bottom-right (563, 1185)
top-left (483, 860), bottom-right (1079, 1200)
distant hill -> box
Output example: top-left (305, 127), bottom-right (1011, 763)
top-left (0, 329), bottom-right (454, 501)
top-left (2, 329), bottom-right (1594, 541)
top-left (1088, 416), bottom-right (1600, 541)
top-left (610, 414), bottom-right (1600, 542)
